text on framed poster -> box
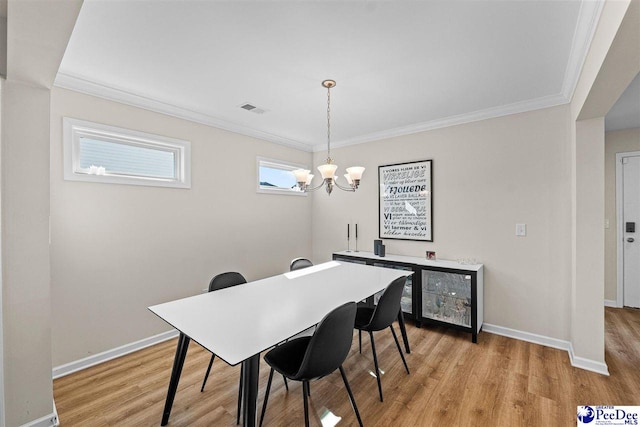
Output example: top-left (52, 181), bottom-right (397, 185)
top-left (378, 160), bottom-right (432, 241)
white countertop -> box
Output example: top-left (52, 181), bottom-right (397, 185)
top-left (333, 250), bottom-right (483, 272)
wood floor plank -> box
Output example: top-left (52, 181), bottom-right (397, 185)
top-left (54, 308), bottom-right (640, 426)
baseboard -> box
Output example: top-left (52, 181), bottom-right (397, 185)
top-left (568, 344), bottom-right (610, 376)
top-left (483, 323), bottom-right (609, 375)
top-left (483, 323), bottom-right (571, 351)
top-left (19, 413), bottom-right (56, 427)
top-left (604, 299), bottom-right (618, 307)
top-left (53, 401), bottom-right (59, 427)
top-left (52, 329), bottom-right (179, 379)
top-left (19, 406), bottom-right (58, 427)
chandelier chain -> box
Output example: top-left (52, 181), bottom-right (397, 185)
top-left (327, 84), bottom-right (331, 162)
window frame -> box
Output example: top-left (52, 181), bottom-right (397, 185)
top-left (63, 117), bottom-right (191, 189)
top-left (256, 157), bottom-right (308, 196)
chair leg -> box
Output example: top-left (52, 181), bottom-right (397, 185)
top-left (302, 381), bottom-right (310, 427)
top-left (390, 325), bottom-right (410, 375)
top-left (283, 375), bottom-right (289, 391)
top-left (236, 364), bottom-right (243, 425)
top-left (369, 331), bottom-right (384, 402)
top-left (397, 308), bottom-right (411, 354)
top-left (259, 368), bottom-right (275, 427)
top-left (339, 365), bottom-right (363, 427)
top-left (200, 353), bottom-right (216, 392)
top-left (358, 329), bottom-right (362, 354)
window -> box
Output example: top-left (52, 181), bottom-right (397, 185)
top-left (63, 118), bottom-right (191, 188)
top-left (257, 157), bottom-right (307, 195)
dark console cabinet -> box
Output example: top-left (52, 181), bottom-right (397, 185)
top-left (333, 251), bottom-right (484, 343)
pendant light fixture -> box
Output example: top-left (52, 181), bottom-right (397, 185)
top-left (293, 80), bottom-right (365, 195)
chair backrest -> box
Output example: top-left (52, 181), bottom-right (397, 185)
top-left (290, 257), bottom-right (313, 271)
top-left (208, 272), bottom-right (247, 292)
top-left (293, 301), bottom-right (356, 381)
top-left (367, 276), bottom-right (406, 331)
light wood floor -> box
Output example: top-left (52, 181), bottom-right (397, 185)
top-left (54, 307), bottom-right (640, 426)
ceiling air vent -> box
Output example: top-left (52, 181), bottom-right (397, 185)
top-left (239, 102), bottom-right (266, 114)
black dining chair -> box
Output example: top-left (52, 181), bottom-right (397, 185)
top-left (288, 258), bottom-right (315, 334)
top-left (290, 257), bottom-right (313, 271)
top-left (271, 256), bottom-right (316, 393)
top-left (287, 257), bottom-right (317, 342)
top-left (355, 276), bottom-right (410, 402)
top-left (259, 302), bottom-right (363, 427)
top-left (200, 272), bottom-right (247, 424)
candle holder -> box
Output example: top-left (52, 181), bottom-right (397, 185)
top-left (346, 223), bottom-right (352, 252)
top-left (355, 223), bottom-right (359, 252)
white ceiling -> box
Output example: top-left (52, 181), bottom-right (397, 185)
top-left (56, 0), bottom-right (607, 152)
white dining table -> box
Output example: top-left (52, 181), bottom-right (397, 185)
top-left (149, 260), bottom-right (413, 426)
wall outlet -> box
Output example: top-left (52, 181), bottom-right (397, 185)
top-left (605, 219), bottom-right (610, 229)
top-left (516, 223), bottom-right (527, 237)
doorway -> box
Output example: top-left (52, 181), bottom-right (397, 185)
top-left (616, 151), bottom-right (640, 308)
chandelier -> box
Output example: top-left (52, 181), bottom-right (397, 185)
top-left (292, 80), bottom-right (364, 195)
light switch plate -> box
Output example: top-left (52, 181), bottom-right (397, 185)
top-left (516, 223), bottom-right (526, 236)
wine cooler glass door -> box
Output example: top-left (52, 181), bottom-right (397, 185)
top-left (373, 263), bottom-right (413, 315)
top-left (421, 270), bottom-right (471, 327)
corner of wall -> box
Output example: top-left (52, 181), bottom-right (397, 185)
top-left (568, 343), bottom-right (610, 376)
top-left (0, 75), bottom-right (5, 427)
top-left (0, 16), bottom-right (6, 78)
top-left (17, 409), bottom-right (58, 427)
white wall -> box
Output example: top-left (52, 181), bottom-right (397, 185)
top-left (604, 128), bottom-right (640, 302)
top-left (0, 78), bottom-right (5, 427)
top-left (0, 15), bottom-right (6, 78)
top-left (312, 105), bottom-right (573, 341)
top-left (568, 0), bottom-right (638, 371)
top-left (50, 88), bottom-right (313, 366)
top-left (1, 2), bottom-right (81, 424)
top-left (2, 80), bottom-right (54, 427)
top-left (572, 117), bottom-right (606, 366)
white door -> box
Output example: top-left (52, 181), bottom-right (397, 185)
top-left (622, 156), bottom-right (640, 308)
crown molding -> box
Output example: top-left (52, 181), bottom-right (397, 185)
top-left (53, 72), bottom-right (313, 152)
top-left (314, 92), bottom-right (570, 152)
top-left (561, 0), bottom-right (605, 101)
top-left (54, 69), bottom-right (573, 155)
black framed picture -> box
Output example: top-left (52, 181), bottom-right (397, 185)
top-left (378, 160), bottom-right (433, 241)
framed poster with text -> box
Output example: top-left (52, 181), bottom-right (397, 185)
top-left (378, 160), bottom-right (432, 241)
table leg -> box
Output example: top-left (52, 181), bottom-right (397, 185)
top-left (241, 354), bottom-right (260, 427)
top-left (161, 333), bottom-right (190, 426)
top-left (397, 309), bottom-right (411, 354)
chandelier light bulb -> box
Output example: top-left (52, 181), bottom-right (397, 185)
top-left (318, 163), bottom-right (338, 180)
top-left (292, 169), bottom-right (310, 183)
top-left (346, 166), bottom-right (365, 181)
